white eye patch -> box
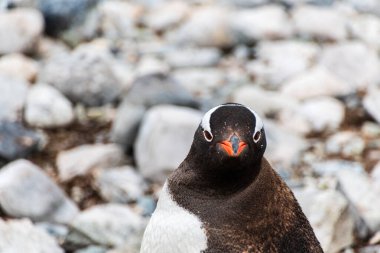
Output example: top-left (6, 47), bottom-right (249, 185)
top-left (200, 104), bottom-right (263, 136)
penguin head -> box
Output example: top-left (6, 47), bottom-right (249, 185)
top-left (191, 103), bottom-right (266, 169)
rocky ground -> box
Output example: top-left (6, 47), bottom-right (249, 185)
top-left (1, 0), bottom-right (380, 252)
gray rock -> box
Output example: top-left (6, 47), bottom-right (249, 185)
top-left (0, 53), bottom-right (38, 82)
top-left (311, 159), bottom-right (364, 176)
top-left (75, 246), bottom-right (108, 253)
top-left (292, 5), bottom-right (347, 41)
top-left (0, 159), bottom-right (79, 223)
top-left (247, 41), bottom-right (319, 89)
top-left (0, 8), bottom-right (43, 54)
top-left (363, 85), bottom-right (380, 124)
top-left (264, 120), bottom-right (308, 169)
top-left (319, 42), bottom-right (380, 90)
top-left (325, 131), bottom-right (365, 158)
top-left (361, 122), bottom-right (380, 138)
top-left (0, 74), bottom-right (29, 121)
top-left (111, 73), bottom-right (199, 152)
top-left (38, 44), bottom-right (124, 106)
top-left (221, 0), bottom-right (270, 7)
top-left (143, 2), bottom-right (189, 32)
top-left (349, 14), bottom-right (380, 50)
top-left (37, 222), bottom-right (69, 244)
top-left (231, 85), bottom-right (299, 116)
top-left (346, 0), bottom-right (380, 16)
top-left (230, 5), bottom-right (293, 43)
top-left (136, 196), bottom-right (156, 217)
top-left (56, 144), bottom-right (124, 182)
top-left (294, 187), bottom-right (355, 253)
top-left (281, 66), bottom-right (352, 99)
top-left (0, 218), bottom-right (64, 253)
top-left (25, 84), bottom-right (75, 128)
top-left (0, 121), bottom-right (44, 160)
top-left (135, 105), bottom-right (202, 182)
top-left (171, 6), bottom-right (234, 47)
top-left (94, 166), bottom-right (147, 203)
top-left (135, 56), bottom-right (170, 77)
top-left (70, 204), bottom-right (146, 247)
top-left (172, 68), bottom-right (226, 96)
top-left (358, 245), bottom-right (380, 253)
top-left (337, 169), bottom-right (380, 232)
top-left (165, 47), bottom-right (222, 68)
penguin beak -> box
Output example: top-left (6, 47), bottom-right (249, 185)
top-left (219, 134), bottom-right (247, 157)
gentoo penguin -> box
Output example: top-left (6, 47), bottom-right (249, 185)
top-left (140, 103), bottom-right (323, 253)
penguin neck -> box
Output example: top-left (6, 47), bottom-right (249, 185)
top-left (178, 150), bottom-right (262, 196)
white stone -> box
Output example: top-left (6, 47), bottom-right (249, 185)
top-left (281, 66), bottom-right (352, 99)
top-left (319, 42), bottom-right (380, 89)
top-left (144, 2), bottom-right (189, 31)
top-left (172, 68), bottom-right (225, 96)
top-left (0, 53), bottom-right (38, 82)
top-left (71, 204), bottom-right (146, 247)
top-left (0, 74), bottom-right (29, 121)
top-left (0, 218), bottom-right (64, 253)
top-left (0, 8), bottom-right (43, 54)
top-left (94, 166), bottom-right (147, 203)
top-left (172, 6), bottom-right (234, 47)
top-left (56, 144), bottom-right (124, 181)
top-left (165, 47), bottom-right (221, 68)
top-left (363, 85), bottom-right (380, 124)
top-left (135, 105), bottom-right (202, 182)
top-left (231, 85), bottom-right (299, 116)
top-left (292, 5), bottom-right (347, 41)
top-left (349, 14), bottom-right (380, 50)
top-left (25, 84), bottom-right (74, 128)
top-left (247, 40), bottom-right (319, 89)
top-left (136, 56), bottom-right (170, 77)
top-left (230, 5), bottom-right (293, 42)
top-left (312, 160), bottom-right (364, 176)
top-left (337, 169), bottom-right (380, 232)
top-left (294, 187), bottom-right (355, 253)
top-left (325, 131), bottom-right (365, 157)
top-left (0, 160), bottom-right (79, 223)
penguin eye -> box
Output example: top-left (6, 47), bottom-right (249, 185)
top-left (203, 130), bottom-right (213, 142)
top-left (253, 131), bottom-right (261, 143)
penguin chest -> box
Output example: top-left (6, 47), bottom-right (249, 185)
top-left (140, 183), bottom-right (207, 253)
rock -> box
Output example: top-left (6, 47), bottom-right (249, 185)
top-left (172, 6), bottom-right (234, 47)
top-left (25, 84), bottom-right (74, 128)
top-left (143, 2), bottom-right (189, 32)
top-left (56, 144), bottom-right (124, 181)
top-left (349, 14), bottom-right (380, 50)
top-left (111, 73), bottom-right (199, 152)
top-left (312, 160), bottom-right (364, 176)
top-left (135, 105), bottom-right (202, 182)
top-left (172, 68), bottom-right (226, 96)
top-left (0, 218), bottom-right (64, 253)
top-left (294, 187), bottom-right (355, 253)
top-left (75, 246), bottom-right (108, 253)
top-left (70, 204), bottom-right (146, 247)
top-left (281, 66), bottom-right (352, 99)
top-left (97, 0), bottom-right (142, 40)
top-left (319, 42), bottom-right (380, 90)
top-left (38, 43), bottom-right (124, 106)
top-left (230, 5), bottom-right (293, 43)
top-left (231, 85), bottom-right (299, 116)
top-left (0, 53), bottom-right (38, 82)
top-left (371, 161), bottom-right (380, 182)
top-left (0, 8), bottom-right (43, 54)
top-left (280, 97), bottom-right (345, 134)
top-left (358, 245), bottom-right (380, 253)
top-left (165, 47), bottom-right (221, 68)
top-left (0, 74), bottom-right (29, 121)
top-left (247, 41), bottom-right (319, 89)
top-left (264, 120), bottom-right (308, 170)
top-left (135, 56), bottom-right (170, 77)
top-left (337, 169), bottom-right (380, 232)
top-left (325, 131), bottom-right (365, 158)
top-left (136, 196), bottom-right (156, 217)
top-left (292, 5), bottom-right (347, 41)
top-left (37, 222), bottom-right (69, 244)
top-left (361, 122), bottom-right (380, 138)
top-left (0, 121), bottom-right (44, 160)
top-left (221, 0), bottom-right (270, 7)
top-left (0, 159), bottom-right (79, 223)
top-left (94, 166), bottom-right (147, 203)
top-left (35, 37), bottom-right (70, 59)
top-left (346, 0), bottom-right (380, 16)
top-left (363, 85), bottom-right (380, 124)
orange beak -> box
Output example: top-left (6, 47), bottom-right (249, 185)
top-left (219, 134), bottom-right (247, 157)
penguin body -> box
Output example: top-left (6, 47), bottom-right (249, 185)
top-left (140, 103), bottom-right (323, 253)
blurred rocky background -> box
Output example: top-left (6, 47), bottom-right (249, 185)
top-left (0, 0), bottom-right (380, 252)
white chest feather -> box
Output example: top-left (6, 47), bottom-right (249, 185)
top-left (140, 182), bottom-right (207, 253)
